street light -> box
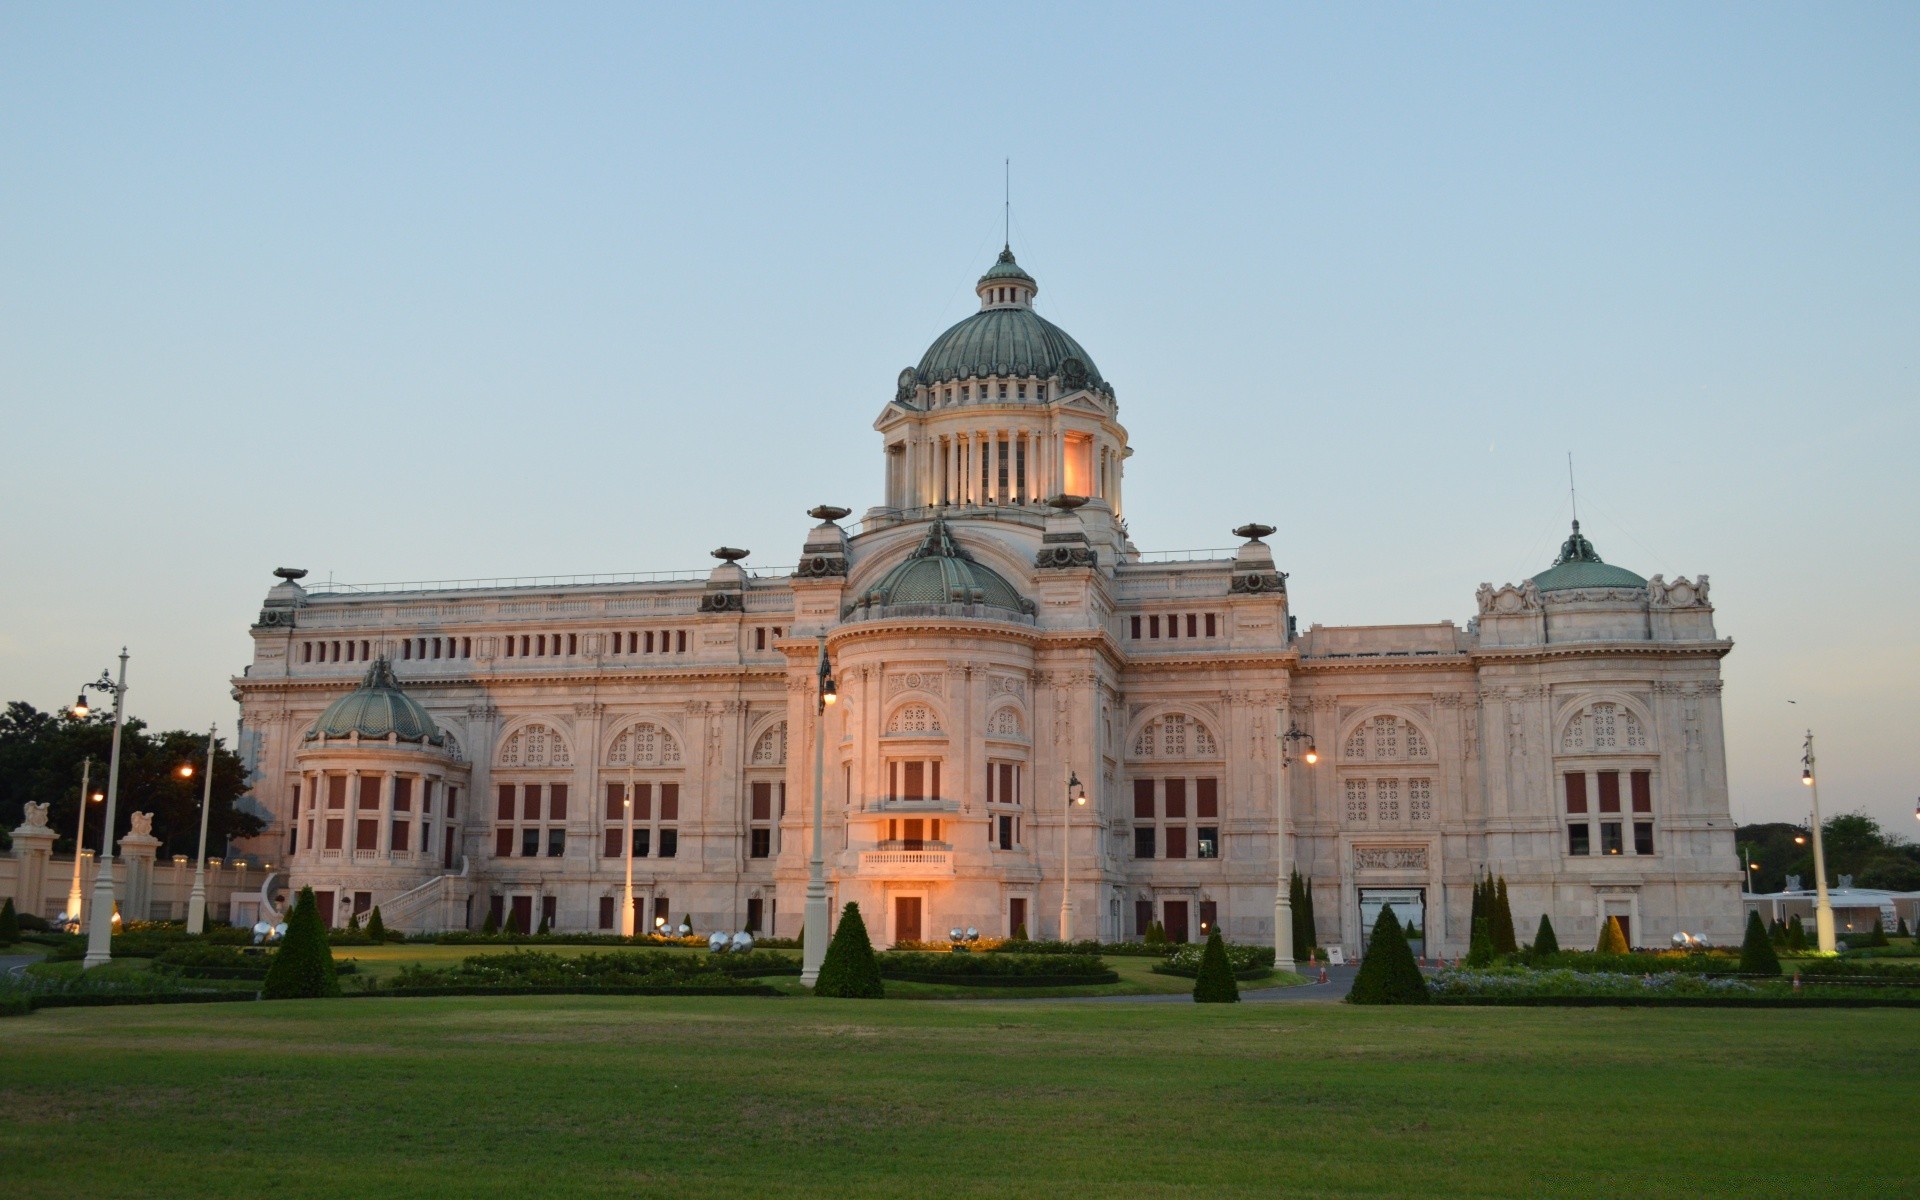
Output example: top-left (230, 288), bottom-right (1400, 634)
top-left (80, 650), bottom-right (131, 968)
top-left (620, 761), bottom-right (636, 937)
top-left (185, 725), bottom-right (217, 935)
top-left (801, 633), bottom-right (836, 987)
top-left (1273, 710), bottom-right (1318, 973)
top-left (1059, 772), bottom-right (1088, 941)
top-left (69, 694), bottom-right (90, 720)
top-left (1802, 731), bottom-right (1836, 954)
top-left (61, 758), bottom-right (99, 928)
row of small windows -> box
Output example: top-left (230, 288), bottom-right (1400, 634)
top-left (1128, 613), bottom-right (1220, 641)
top-left (752, 626), bottom-right (785, 651)
top-left (294, 775), bottom-right (461, 869)
top-left (1565, 770), bottom-right (1656, 857)
top-left (303, 638), bottom-right (474, 664)
top-left (1131, 777), bottom-right (1221, 860)
top-left (1342, 777), bottom-right (1434, 823)
top-left (494, 783), bottom-right (573, 858)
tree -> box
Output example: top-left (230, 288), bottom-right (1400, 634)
top-left (1739, 910), bottom-right (1781, 976)
top-left (0, 897), bottom-right (18, 944)
top-left (1785, 914), bottom-right (1807, 952)
top-left (1347, 907), bottom-right (1429, 1005)
top-left (814, 902), bottom-right (883, 998)
top-left (1469, 873), bottom-right (1487, 931)
top-left (1466, 917), bottom-right (1494, 967)
top-left (1144, 920), bottom-right (1167, 946)
top-left (1532, 913), bottom-right (1560, 960)
top-left (1769, 917), bottom-right (1787, 948)
top-left (366, 906), bottom-right (387, 941)
top-left (1596, 915), bottom-right (1629, 954)
top-left (1008, 922), bottom-right (1029, 942)
top-left (1492, 877), bottom-right (1518, 955)
top-left (262, 887), bottom-right (339, 999)
top-left (503, 905), bottom-right (524, 936)
top-left (537, 915), bottom-right (552, 936)
top-left (1867, 917), bottom-right (1889, 948)
top-left (1300, 876), bottom-right (1319, 953)
top-left (481, 905), bottom-right (499, 935)
top-left (1899, 917), bottom-right (1911, 939)
top-left (1192, 927), bottom-right (1240, 1003)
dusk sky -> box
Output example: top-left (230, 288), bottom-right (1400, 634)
top-left (2, 5), bottom-right (1914, 834)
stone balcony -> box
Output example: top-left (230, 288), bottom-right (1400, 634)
top-left (857, 850), bottom-right (955, 878)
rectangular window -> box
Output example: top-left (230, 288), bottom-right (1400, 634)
top-left (1196, 777), bottom-right (1218, 819)
top-left (390, 820), bottom-right (410, 853)
top-left (1197, 827), bottom-right (1219, 859)
top-left (1165, 826), bottom-right (1189, 859)
top-left (356, 819), bottom-right (377, 851)
top-left (549, 785), bottom-right (568, 822)
top-left (325, 819), bottom-right (343, 851)
top-left (604, 829), bottom-right (622, 858)
top-left (1130, 615), bottom-right (1142, 639)
top-left (1186, 613), bottom-right (1198, 638)
top-left (495, 828), bottom-right (514, 857)
top-left (599, 896), bottom-right (615, 930)
top-left (653, 897), bottom-right (670, 928)
top-left (392, 777), bottom-right (412, 811)
top-left (1134, 827), bottom-right (1156, 859)
top-left (605, 783), bottom-right (624, 820)
top-left (676, 630), bottom-right (686, 653)
top-left (756, 627), bottom-right (766, 651)
top-left (358, 776), bottom-right (380, 810)
top-left (1600, 821), bottom-right (1624, 855)
top-left (522, 784), bottom-right (543, 821)
top-left (633, 783), bottom-right (653, 821)
top-left (1149, 615), bottom-right (1160, 639)
top-left (751, 781), bottom-right (772, 821)
top-left (1133, 779), bottom-right (1155, 820)
top-left (632, 828), bottom-right (650, 858)
top-left (1167, 613), bottom-right (1178, 639)
top-left (1630, 770), bottom-right (1652, 813)
top-left (1135, 899), bottom-right (1154, 937)
top-left (1567, 823), bottom-right (1590, 856)
top-left (645, 631), bottom-right (655, 652)
top-left (497, 785), bottom-right (515, 821)
top-left (1204, 613), bottom-right (1217, 637)
top-left (547, 829), bottom-right (565, 857)
top-left (750, 828), bottom-right (772, 858)
top-left (658, 828), bottom-right (678, 858)
top-left (903, 761), bottom-right (925, 801)
top-left (1009, 897), bottom-right (1027, 937)
top-left (568, 633), bottom-right (577, 655)
top-left (1564, 772), bottom-right (1588, 814)
top-left (1634, 821), bottom-right (1655, 855)
top-left (997, 814), bottom-right (1013, 850)
top-left (443, 827), bottom-right (456, 869)
top-left (328, 775), bottom-right (347, 808)
top-left (521, 828), bottom-right (540, 857)
top-left (660, 784), bottom-right (679, 821)
top-left (1199, 900), bottom-right (1218, 934)
top-left (1164, 778), bottom-right (1187, 820)
top-left (420, 780), bottom-right (432, 815)
top-left (1597, 771), bottom-right (1621, 813)
top-left (447, 786), bottom-right (458, 820)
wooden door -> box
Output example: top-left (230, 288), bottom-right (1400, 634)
top-left (1163, 900), bottom-right (1190, 944)
top-left (510, 895), bottom-right (533, 934)
top-left (315, 890), bottom-right (335, 928)
top-left (895, 896), bottom-right (922, 945)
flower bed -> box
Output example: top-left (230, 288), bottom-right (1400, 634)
top-left (1430, 966), bottom-right (1920, 1006)
top-left (1152, 942), bottom-right (1276, 979)
top-left (878, 952), bottom-right (1116, 986)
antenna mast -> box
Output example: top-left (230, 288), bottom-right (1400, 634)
top-left (1567, 451), bottom-right (1579, 524)
top-left (1003, 157), bottom-right (1010, 247)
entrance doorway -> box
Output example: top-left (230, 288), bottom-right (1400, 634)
top-left (509, 895), bottom-right (533, 934)
top-left (1359, 888), bottom-right (1426, 953)
top-left (894, 896), bottom-right (922, 945)
top-left (315, 890), bottom-right (336, 928)
top-left (1163, 900), bottom-right (1190, 944)
top-left (1602, 900), bottom-right (1633, 948)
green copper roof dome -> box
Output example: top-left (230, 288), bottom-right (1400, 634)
top-left (852, 520), bottom-right (1032, 616)
top-left (306, 658), bottom-right (446, 746)
top-left (1530, 522), bottom-right (1647, 592)
top-left (911, 248), bottom-right (1106, 391)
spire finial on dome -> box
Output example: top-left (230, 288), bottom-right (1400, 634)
top-left (1554, 519), bottom-right (1603, 566)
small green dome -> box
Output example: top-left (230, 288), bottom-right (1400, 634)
top-left (979, 245), bottom-right (1036, 283)
top-left (852, 520), bottom-right (1031, 616)
top-left (307, 659), bottom-right (445, 745)
top-left (1530, 522), bottom-right (1647, 592)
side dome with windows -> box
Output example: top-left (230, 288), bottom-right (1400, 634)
top-left (846, 520), bottom-right (1034, 620)
top-left (1530, 521), bottom-right (1647, 592)
top-left (906, 247), bottom-right (1108, 394)
top-left (306, 658), bottom-right (446, 745)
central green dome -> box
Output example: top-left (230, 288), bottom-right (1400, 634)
top-left (307, 658), bottom-right (445, 746)
top-left (1530, 522), bottom-right (1647, 592)
top-left (911, 248), bottom-right (1106, 391)
top-left (849, 520), bottom-right (1032, 617)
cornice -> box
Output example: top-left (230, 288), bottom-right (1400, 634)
top-left (1469, 639), bottom-right (1733, 666)
top-left (232, 663), bottom-right (789, 696)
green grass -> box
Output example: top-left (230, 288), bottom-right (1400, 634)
top-left (2, 996), bottom-right (1914, 1199)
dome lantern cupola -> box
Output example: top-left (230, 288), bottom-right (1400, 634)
top-left (977, 245), bottom-right (1037, 311)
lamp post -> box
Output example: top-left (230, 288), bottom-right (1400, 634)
top-left (1059, 772), bottom-right (1087, 941)
top-left (80, 650), bottom-right (130, 968)
top-left (64, 757), bottom-right (99, 927)
top-left (620, 762), bottom-right (636, 937)
top-left (1272, 708), bottom-right (1318, 973)
top-left (800, 634), bottom-right (836, 986)
top-left (1802, 731), bottom-right (1836, 954)
top-left (185, 725), bottom-right (217, 934)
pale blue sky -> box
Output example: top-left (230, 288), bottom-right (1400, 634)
top-left (2, 4), bottom-right (1914, 833)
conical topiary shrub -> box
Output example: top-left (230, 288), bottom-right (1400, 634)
top-left (1466, 917), bottom-right (1494, 967)
top-left (1009, 922), bottom-right (1029, 942)
top-left (504, 905), bottom-right (525, 936)
top-left (1492, 877), bottom-right (1518, 955)
top-left (481, 905), bottom-right (499, 935)
top-left (1867, 917), bottom-right (1889, 948)
top-left (1739, 909), bottom-right (1781, 976)
top-left (1899, 916), bottom-right (1911, 939)
top-left (1596, 915), bottom-right (1629, 955)
top-left (0, 897), bottom-right (19, 945)
top-left (813, 902), bottom-right (884, 998)
top-left (1192, 927), bottom-right (1240, 1003)
top-left (1769, 918), bottom-right (1788, 948)
top-left (1347, 907), bottom-right (1429, 1005)
top-left (1301, 876), bottom-right (1319, 955)
top-left (1786, 914), bottom-right (1807, 951)
top-left (366, 906), bottom-right (387, 941)
top-left (1144, 919), bottom-right (1168, 946)
top-left (262, 887), bottom-right (339, 999)
top-left (1532, 913), bottom-right (1560, 960)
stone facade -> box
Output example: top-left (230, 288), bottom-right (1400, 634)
top-left (230, 249), bottom-right (1741, 954)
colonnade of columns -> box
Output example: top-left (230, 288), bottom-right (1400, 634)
top-left (894, 426), bottom-right (1119, 514)
top-left (296, 766), bottom-right (459, 868)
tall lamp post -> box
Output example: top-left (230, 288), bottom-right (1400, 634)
top-left (184, 725), bottom-right (217, 934)
top-left (1059, 772), bottom-right (1088, 941)
top-left (1802, 731), bottom-right (1836, 954)
top-left (620, 762), bottom-right (636, 937)
top-left (63, 756), bottom-right (101, 927)
top-left (1272, 709), bottom-right (1318, 973)
top-left (76, 649), bottom-right (131, 968)
top-left (800, 634), bottom-right (837, 986)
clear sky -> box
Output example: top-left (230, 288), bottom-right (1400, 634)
top-left (2, 4), bottom-right (1915, 834)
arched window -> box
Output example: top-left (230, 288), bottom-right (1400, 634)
top-left (1343, 715), bottom-right (1432, 761)
top-left (1130, 713), bottom-right (1219, 759)
top-left (751, 722), bottom-right (787, 766)
top-left (609, 722), bottom-right (681, 766)
top-left (887, 704), bottom-right (941, 734)
top-left (499, 723), bottom-right (571, 768)
top-left (988, 707), bottom-right (1024, 737)
top-left (1561, 703), bottom-right (1647, 753)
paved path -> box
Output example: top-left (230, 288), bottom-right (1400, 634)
top-left (1, 953), bottom-right (39, 980)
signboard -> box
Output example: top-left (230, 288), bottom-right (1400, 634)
top-left (1326, 946), bottom-right (1346, 966)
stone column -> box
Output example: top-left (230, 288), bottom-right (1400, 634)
top-left (9, 811), bottom-right (57, 920)
top-left (119, 816), bottom-right (161, 922)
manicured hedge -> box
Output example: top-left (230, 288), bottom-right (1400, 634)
top-left (27, 991), bottom-right (260, 1011)
top-left (1432, 994), bottom-right (1920, 1009)
top-left (1153, 964), bottom-right (1275, 982)
top-left (880, 972), bottom-right (1119, 987)
top-left (988, 939), bottom-right (1168, 958)
top-left (880, 952), bottom-right (1109, 979)
top-left (349, 984), bottom-right (781, 999)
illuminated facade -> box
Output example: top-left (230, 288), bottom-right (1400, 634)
top-left (232, 247), bottom-right (1742, 953)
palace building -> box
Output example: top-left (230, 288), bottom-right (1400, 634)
top-left (231, 246), bottom-right (1742, 954)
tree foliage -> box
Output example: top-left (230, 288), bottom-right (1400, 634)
top-left (1466, 917), bottom-right (1495, 967)
top-left (262, 887), bottom-right (339, 999)
top-left (1785, 914), bottom-right (1807, 951)
top-left (0, 897), bottom-right (18, 944)
top-left (1347, 906), bottom-right (1429, 1005)
top-left (1532, 912), bottom-right (1560, 959)
top-left (813, 902), bottom-right (883, 998)
top-left (0, 701), bottom-right (263, 859)
top-left (1735, 815), bottom-right (1920, 893)
top-left (1191, 928), bottom-right (1240, 1003)
top-left (1596, 915), bottom-right (1630, 954)
top-left (1491, 876), bottom-right (1518, 955)
top-left (1739, 910), bottom-right (1781, 976)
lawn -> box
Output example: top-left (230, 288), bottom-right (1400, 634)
top-left (1, 996), bottom-right (1913, 1199)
